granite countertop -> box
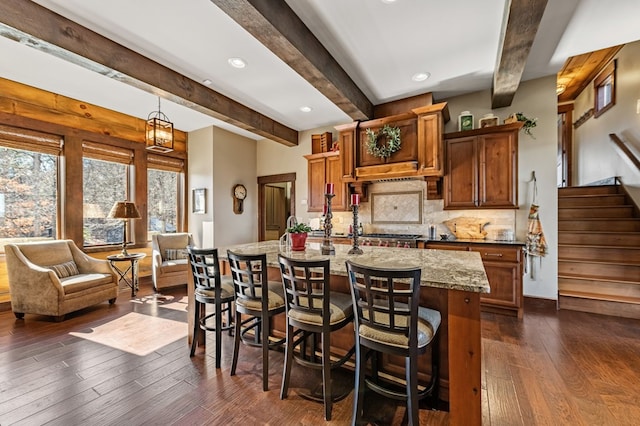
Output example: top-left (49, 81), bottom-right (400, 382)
top-left (419, 238), bottom-right (526, 246)
top-left (219, 240), bottom-right (489, 294)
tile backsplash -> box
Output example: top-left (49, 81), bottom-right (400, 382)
top-left (321, 180), bottom-right (518, 240)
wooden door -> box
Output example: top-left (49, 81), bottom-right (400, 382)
top-left (444, 136), bottom-right (477, 208)
top-left (265, 185), bottom-right (286, 240)
top-left (478, 132), bottom-right (517, 208)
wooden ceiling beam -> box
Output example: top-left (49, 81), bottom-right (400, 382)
top-left (0, 0), bottom-right (298, 146)
top-left (211, 0), bottom-right (373, 121)
top-left (491, 0), bottom-right (548, 109)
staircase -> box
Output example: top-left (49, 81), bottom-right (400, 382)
top-left (558, 184), bottom-right (640, 319)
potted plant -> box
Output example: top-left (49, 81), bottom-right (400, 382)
top-left (286, 223), bottom-right (312, 251)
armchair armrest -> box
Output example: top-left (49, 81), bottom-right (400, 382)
top-left (68, 242), bottom-right (117, 279)
top-left (5, 244), bottom-right (64, 300)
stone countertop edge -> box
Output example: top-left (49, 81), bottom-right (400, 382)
top-left (219, 241), bottom-right (490, 294)
top-left (419, 238), bottom-right (526, 246)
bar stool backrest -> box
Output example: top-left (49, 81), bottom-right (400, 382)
top-left (187, 246), bottom-right (222, 293)
top-left (346, 261), bottom-right (422, 352)
top-left (278, 255), bottom-right (330, 320)
top-left (227, 250), bottom-right (268, 304)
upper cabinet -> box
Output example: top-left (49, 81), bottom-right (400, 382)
top-left (443, 122), bottom-right (521, 209)
top-left (305, 150), bottom-right (348, 212)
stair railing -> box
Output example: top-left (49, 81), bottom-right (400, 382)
top-left (610, 133), bottom-right (640, 170)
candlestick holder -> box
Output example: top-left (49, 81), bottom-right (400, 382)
top-left (321, 193), bottom-right (335, 255)
top-left (348, 203), bottom-right (363, 255)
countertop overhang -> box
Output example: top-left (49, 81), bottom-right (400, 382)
top-left (219, 240), bottom-right (489, 294)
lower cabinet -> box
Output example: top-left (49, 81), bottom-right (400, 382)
top-left (421, 241), bottom-right (524, 318)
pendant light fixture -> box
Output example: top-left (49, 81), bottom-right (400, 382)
top-left (145, 96), bottom-right (174, 153)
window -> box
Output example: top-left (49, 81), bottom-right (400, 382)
top-left (0, 125), bottom-right (61, 252)
top-left (147, 154), bottom-right (184, 239)
top-left (82, 142), bottom-right (132, 247)
top-left (594, 60), bottom-right (616, 118)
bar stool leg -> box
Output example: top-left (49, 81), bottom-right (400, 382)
top-left (262, 315), bottom-right (270, 391)
top-left (322, 330), bottom-right (332, 421)
top-left (231, 312), bottom-right (242, 376)
top-left (215, 299), bottom-right (223, 368)
top-left (280, 321), bottom-right (294, 399)
top-left (190, 300), bottom-right (200, 357)
top-left (406, 355), bottom-right (419, 426)
top-left (352, 343), bottom-right (365, 426)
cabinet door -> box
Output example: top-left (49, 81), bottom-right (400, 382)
top-left (307, 157), bottom-right (327, 212)
top-left (326, 154), bottom-right (348, 211)
top-left (444, 136), bottom-right (477, 208)
top-left (478, 132), bottom-right (517, 208)
top-left (479, 261), bottom-right (521, 310)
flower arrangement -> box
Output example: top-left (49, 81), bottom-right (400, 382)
top-left (365, 125), bottom-right (401, 159)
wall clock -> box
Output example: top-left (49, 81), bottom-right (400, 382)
top-left (233, 184), bottom-right (247, 214)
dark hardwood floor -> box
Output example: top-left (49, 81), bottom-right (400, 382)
top-left (1, 283), bottom-right (639, 425)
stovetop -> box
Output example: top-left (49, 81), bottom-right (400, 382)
top-left (362, 233), bottom-right (422, 239)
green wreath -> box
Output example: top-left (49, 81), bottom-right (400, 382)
top-left (365, 125), bottom-right (401, 159)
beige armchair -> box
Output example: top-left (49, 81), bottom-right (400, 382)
top-left (152, 232), bottom-right (193, 291)
top-left (5, 239), bottom-right (119, 321)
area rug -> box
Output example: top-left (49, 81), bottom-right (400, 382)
top-left (70, 312), bottom-right (188, 356)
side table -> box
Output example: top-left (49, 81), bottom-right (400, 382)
top-left (107, 253), bottom-right (146, 297)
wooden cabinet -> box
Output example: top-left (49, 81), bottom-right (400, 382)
top-left (444, 122), bottom-right (521, 209)
top-left (421, 241), bottom-right (524, 318)
top-left (305, 151), bottom-right (348, 212)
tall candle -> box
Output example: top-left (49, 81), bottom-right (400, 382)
top-left (323, 204), bottom-right (328, 214)
top-left (351, 194), bottom-right (360, 206)
top-left (325, 183), bottom-right (334, 195)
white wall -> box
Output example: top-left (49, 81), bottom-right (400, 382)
top-left (188, 126), bottom-right (257, 247)
top-left (257, 125), bottom-right (338, 224)
top-left (573, 41), bottom-right (640, 205)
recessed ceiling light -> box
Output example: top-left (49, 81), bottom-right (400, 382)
top-left (228, 57), bottom-right (246, 69)
top-left (381, 0), bottom-right (397, 3)
top-left (300, 106), bottom-right (312, 113)
top-left (412, 72), bottom-right (430, 82)
top-left (202, 79), bottom-right (212, 86)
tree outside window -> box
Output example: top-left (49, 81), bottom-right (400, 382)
top-left (148, 168), bottom-right (178, 236)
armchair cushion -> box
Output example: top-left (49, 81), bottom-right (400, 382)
top-left (164, 248), bottom-right (188, 261)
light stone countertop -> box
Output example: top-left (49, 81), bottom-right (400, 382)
top-left (219, 240), bottom-right (489, 294)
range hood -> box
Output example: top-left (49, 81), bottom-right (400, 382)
top-left (335, 102), bottom-right (449, 200)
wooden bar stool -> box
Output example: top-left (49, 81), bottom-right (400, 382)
top-left (227, 250), bottom-right (286, 391)
top-left (187, 247), bottom-right (235, 368)
top-left (278, 255), bottom-right (355, 421)
top-left (345, 260), bottom-right (441, 426)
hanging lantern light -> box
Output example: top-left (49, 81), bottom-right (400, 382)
top-left (145, 97), bottom-right (174, 153)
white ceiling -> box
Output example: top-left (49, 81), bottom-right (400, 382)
top-left (3, 0), bottom-right (640, 138)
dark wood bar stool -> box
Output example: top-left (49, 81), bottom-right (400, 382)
top-left (345, 261), bottom-right (441, 426)
top-left (187, 247), bottom-right (235, 368)
top-left (227, 250), bottom-right (286, 391)
top-left (278, 255), bottom-right (355, 421)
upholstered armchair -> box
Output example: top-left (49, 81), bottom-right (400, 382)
top-left (5, 239), bottom-right (119, 321)
top-left (151, 232), bottom-right (193, 291)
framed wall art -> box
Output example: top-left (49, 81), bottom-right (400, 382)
top-left (192, 188), bottom-right (206, 214)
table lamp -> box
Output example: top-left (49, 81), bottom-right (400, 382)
top-left (108, 200), bottom-right (141, 256)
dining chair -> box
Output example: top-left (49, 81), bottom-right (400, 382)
top-left (187, 247), bottom-right (235, 368)
top-left (227, 250), bottom-right (286, 391)
top-left (278, 254), bottom-right (355, 421)
top-left (345, 260), bottom-right (441, 426)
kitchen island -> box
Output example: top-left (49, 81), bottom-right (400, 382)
top-left (188, 241), bottom-right (489, 426)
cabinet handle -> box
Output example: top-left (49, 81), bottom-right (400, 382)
top-left (484, 253), bottom-right (503, 257)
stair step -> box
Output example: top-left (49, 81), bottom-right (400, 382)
top-left (558, 185), bottom-right (620, 196)
top-left (559, 277), bottom-right (640, 299)
top-left (558, 194), bottom-right (626, 208)
top-left (558, 206), bottom-right (634, 219)
top-left (558, 290), bottom-right (640, 305)
top-left (558, 261), bottom-right (640, 282)
top-left (558, 231), bottom-right (640, 246)
top-left (558, 294), bottom-right (640, 319)
top-left (558, 218), bottom-right (640, 232)
top-left (559, 245), bottom-right (640, 263)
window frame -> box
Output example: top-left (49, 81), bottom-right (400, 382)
top-left (147, 153), bottom-right (185, 239)
top-left (594, 59), bottom-right (616, 118)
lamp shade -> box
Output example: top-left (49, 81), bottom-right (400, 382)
top-left (108, 201), bottom-right (141, 219)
